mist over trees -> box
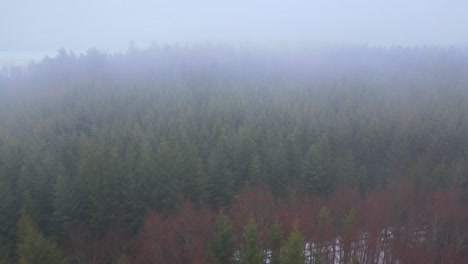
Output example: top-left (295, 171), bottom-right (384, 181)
top-left (0, 45), bottom-right (467, 263)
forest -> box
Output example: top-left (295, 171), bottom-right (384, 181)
top-left (0, 45), bottom-right (467, 263)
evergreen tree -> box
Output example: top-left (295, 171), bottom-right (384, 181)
top-left (0, 181), bottom-right (16, 263)
top-left (285, 134), bottom-right (303, 182)
top-left (52, 168), bottom-right (86, 239)
top-left (269, 220), bottom-right (284, 264)
top-left (302, 144), bottom-right (332, 197)
top-left (206, 146), bottom-right (235, 209)
top-left (240, 217), bottom-right (263, 264)
top-left (248, 154), bottom-right (265, 186)
top-left (265, 136), bottom-right (288, 197)
top-left (17, 152), bottom-right (57, 236)
top-left (193, 157), bottom-right (209, 206)
top-left (79, 133), bottom-right (134, 233)
top-left (154, 137), bottom-right (182, 212)
top-left (282, 223), bottom-right (305, 264)
top-left (387, 130), bottom-right (412, 171)
top-left (2, 44), bottom-right (468, 264)
top-left (177, 139), bottom-right (201, 202)
top-left (335, 152), bottom-right (357, 188)
top-left (209, 213), bottom-right (235, 264)
top-left (229, 128), bottom-right (256, 190)
top-left (16, 211), bottom-right (68, 264)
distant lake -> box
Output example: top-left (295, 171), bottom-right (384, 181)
top-left (0, 51), bottom-right (58, 67)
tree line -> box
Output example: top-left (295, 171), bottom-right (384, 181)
top-left (0, 45), bottom-right (467, 263)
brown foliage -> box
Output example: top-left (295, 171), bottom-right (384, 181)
top-left (130, 201), bottom-right (215, 264)
top-left (229, 184), bottom-right (275, 244)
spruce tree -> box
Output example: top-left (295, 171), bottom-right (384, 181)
top-left (265, 137), bottom-right (288, 197)
top-left (269, 220), bottom-right (284, 264)
top-left (240, 217), bottom-right (263, 264)
top-left (209, 213), bottom-right (235, 264)
top-left (282, 223), bottom-right (305, 264)
top-left (206, 147), bottom-right (235, 209)
top-left (154, 137), bottom-right (181, 212)
top-left (248, 154), bottom-right (265, 186)
top-left (0, 181), bottom-right (16, 263)
top-left (52, 167), bottom-right (85, 239)
top-left (302, 144), bottom-right (331, 197)
top-left (16, 211), bottom-right (68, 264)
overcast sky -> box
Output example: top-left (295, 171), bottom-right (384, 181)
top-left (2, 0), bottom-right (468, 52)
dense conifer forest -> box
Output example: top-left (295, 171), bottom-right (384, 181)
top-left (0, 45), bottom-right (467, 263)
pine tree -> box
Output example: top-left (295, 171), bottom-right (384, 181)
top-left (16, 211), bottom-right (68, 264)
top-left (209, 213), bottom-right (235, 264)
top-left (282, 223), bottom-right (305, 264)
top-left (240, 217), bottom-right (263, 264)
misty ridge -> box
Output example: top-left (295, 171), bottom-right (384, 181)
top-left (3, 44), bottom-right (468, 91)
top-left (0, 44), bottom-right (468, 264)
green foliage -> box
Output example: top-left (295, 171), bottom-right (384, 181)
top-left (248, 154), bottom-right (265, 186)
top-left (352, 254), bottom-right (361, 264)
top-left (79, 135), bottom-right (135, 233)
top-left (335, 152), bottom-right (357, 188)
top-left (282, 223), bottom-right (305, 264)
top-left (265, 138), bottom-right (289, 197)
top-left (0, 242), bottom-right (15, 264)
top-left (17, 152), bottom-right (58, 236)
top-left (1, 45), bottom-right (468, 263)
top-left (209, 213), bottom-right (235, 264)
top-left (228, 128), bottom-right (257, 190)
top-left (317, 207), bottom-right (332, 232)
top-left (52, 167), bottom-right (86, 239)
top-left (268, 220), bottom-right (284, 264)
top-left (206, 146), bottom-right (235, 209)
top-left (302, 144), bottom-right (332, 197)
top-left (0, 181), bottom-right (17, 261)
top-left (16, 211), bottom-right (68, 264)
top-left (240, 217), bottom-right (264, 264)
top-left (154, 137), bottom-right (182, 212)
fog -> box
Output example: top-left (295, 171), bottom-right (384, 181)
top-left (2, 0), bottom-right (468, 54)
top-left (2, 2), bottom-right (468, 263)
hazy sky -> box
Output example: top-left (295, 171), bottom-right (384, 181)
top-left (2, 0), bottom-right (468, 52)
